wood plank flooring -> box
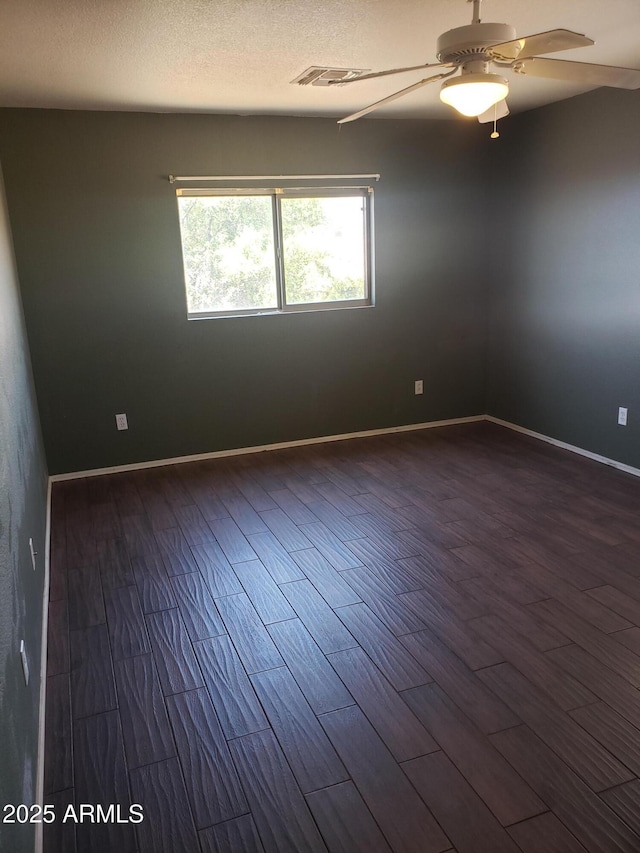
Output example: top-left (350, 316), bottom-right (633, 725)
top-left (44, 421), bottom-right (640, 852)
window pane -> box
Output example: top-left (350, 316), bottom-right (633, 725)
top-left (178, 195), bottom-right (278, 313)
top-left (280, 196), bottom-right (367, 305)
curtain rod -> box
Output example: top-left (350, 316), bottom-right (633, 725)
top-left (168, 173), bottom-right (380, 184)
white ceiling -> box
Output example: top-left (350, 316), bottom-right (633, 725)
top-left (1, 0), bottom-right (639, 120)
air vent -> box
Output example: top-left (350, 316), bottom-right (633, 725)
top-left (291, 67), bottom-right (369, 87)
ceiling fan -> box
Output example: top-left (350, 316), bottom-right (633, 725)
top-left (330, 0), bottom-right (640, 126)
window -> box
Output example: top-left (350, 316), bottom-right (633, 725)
top-left (176, 186), bottom-right (373, 318)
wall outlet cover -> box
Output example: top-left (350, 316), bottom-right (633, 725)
top-left (115, 413), bottom-right (129, 430)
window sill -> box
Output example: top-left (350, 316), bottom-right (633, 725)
top-left (187, 302), bottom-right (374, 321)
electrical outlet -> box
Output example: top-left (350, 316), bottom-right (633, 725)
top-left (414, 380), bottom-right (424, 395)
top-left (29, 537), bottom-right (37, 571)
top-left (618, 407), bottom-right (628, 426)
top-left (115, 413), bottom-right (128, 431)
top-left (19, 640), bottom-right (29, 685)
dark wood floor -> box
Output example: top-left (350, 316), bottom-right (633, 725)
top-left (44, 421), bottom-right (640, 852)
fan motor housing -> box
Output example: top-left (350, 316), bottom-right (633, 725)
top-left (436, 22), bottom-right (517, 64)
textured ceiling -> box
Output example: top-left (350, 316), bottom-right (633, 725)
top-left (1, 0), bottom-right (639, 119)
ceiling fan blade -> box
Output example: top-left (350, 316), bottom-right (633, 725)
top-left (477, 100), bottom-right (510, 124)
top-left (330, 62), bottom-right (449, 84)
top-left (489, 29), bottom-right (593, 62)
top-left (337, 70), bottom-right (457, 124)
top-left (513, 57), bottom-right (640, 89)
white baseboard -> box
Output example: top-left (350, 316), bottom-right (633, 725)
top-left (34, 478), bottom-right (52, 853)
top-left (49, 415), bottom-right (485, 482)
top-left (49, 413), bottom-right (640, 482)
top-left (486, 415), bottom-right (640, 479)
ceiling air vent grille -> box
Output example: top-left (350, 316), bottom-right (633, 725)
top-left (291, 67), bottom-right (368, 87)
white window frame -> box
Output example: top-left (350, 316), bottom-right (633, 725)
top-left (176, 185), bottom-right (374, 319)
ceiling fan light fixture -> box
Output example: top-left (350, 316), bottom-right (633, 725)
top-left (440, 72), bottom-right (509, 117)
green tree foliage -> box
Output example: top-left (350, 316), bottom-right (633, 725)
top-left (178, 194), bottom-right (365, 313)
top-left (179, 195), bottom-right (277, 312)
top-left (280, 197), bottom-right (364, 304)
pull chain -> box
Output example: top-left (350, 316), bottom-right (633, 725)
top-left (490, 103), bottom-right (500, 139)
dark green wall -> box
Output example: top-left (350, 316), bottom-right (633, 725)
top-left (486, 88), bottom-right (640, 469)
top-left (0, 166), bottom-right (48, 853)
top-left (0, 110), bottom-right (489, 474)
top-left (3, 92), bottom-right (638, 480)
